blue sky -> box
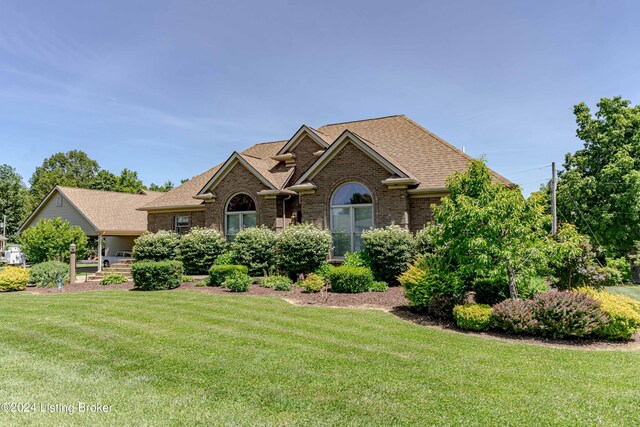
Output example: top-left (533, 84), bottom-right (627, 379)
top-left (1, 0), bottom-right (639, 194)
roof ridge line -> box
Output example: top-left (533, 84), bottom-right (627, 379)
top-left (319, 114), bottom-right (404, 128)
top-left (57, 186), bottom-right (151, 196)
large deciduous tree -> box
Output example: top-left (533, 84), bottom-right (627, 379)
top-left (29, 150), bottom-right (100, 211)
top-left (431, 160), bottom-right (549, 299)
top-left (557, 97), bottom-right (640, 278)
top-left (0, 164), bottom-right (29, 240)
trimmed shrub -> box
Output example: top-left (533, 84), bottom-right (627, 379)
top-left (20, 217), bottom-right (88, 264)
top-left (262, 275), bottom-right (292, 291)
top-left (231, 226), bottom-right (277, 276)
top-left (415, 224), bottom-right (436, 256)
top-left (576, 287), bottom-right (640, 340)
top-left (314, 263), bottom-right (334, 279)
top-left (529, 291), bottom-right (606, 338)
top-left (369, 281), bottom-right (388, 292)
top-left (223, 270), bottom-right (251, 292)
top-left (208, 265), bottom-right (248, 286)
top-left (298, 273), bottom-right (325, 293)
top-left (399, 255), bottom-right (464, 316)
top-left (492, 299), bottom-right (539, 335)
top-left (177, 228), bottom-right (226, 274)
top-left (453, 304), bottom-right (493, 331)
top-left (0, 267), bottom-right (29, 291)
top-left (30, 261), bottom-right (70, 288)
top-left (131, 260), bottom-right (183, 290)
top-left (132, 231), bottom-right (180, 261)
top-left (327, 265), bottom-right (374, 293)
top-left (100, 273), bottom-right (127, 285)
top-left (605, 257), bottom-right (631, 283)
top-left (213, 251), bottom-right (235, 266)
top-left (276, 224), bottom-right (332, 276)
top-left (362, 225), bottom-right (415, 284)
top-left (343, 251), bottom-right (371, 268)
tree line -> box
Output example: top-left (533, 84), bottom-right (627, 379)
top-left (0, 150), bottom-right (177, 240)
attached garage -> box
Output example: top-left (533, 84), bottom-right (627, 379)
top-left (19, 186), bottom-right (162, 271)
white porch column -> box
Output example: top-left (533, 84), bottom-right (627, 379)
top-left (97, 233), bottom-right (103, 272)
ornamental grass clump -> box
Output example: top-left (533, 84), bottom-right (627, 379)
top-left (29, 261), bottom-right (70, 288)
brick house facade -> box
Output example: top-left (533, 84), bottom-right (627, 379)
top-left (140, 115), bottom-right (509, 257)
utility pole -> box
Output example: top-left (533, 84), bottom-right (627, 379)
top-left (551, 162), bottom-right (557, 235)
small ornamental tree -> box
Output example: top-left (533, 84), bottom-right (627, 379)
top-left (431, 160), bottom-right (549, 299)
top-left (20, 217), bottom-right (88, 263)
top-left (178, 228), bottom-right (226, 274)
top-left (132, 230), bottom-right (180, 261)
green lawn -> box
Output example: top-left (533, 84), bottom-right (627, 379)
top-left (0, 291), bottom-right (638, 426)
top-left (607, 285), bottom-right (640, 301)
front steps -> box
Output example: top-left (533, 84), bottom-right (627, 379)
top-left (87, 261), bottom-right (133, 282)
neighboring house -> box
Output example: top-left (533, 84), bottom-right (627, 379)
top-left (139, 115), bottom-right (509, 258)
top-left (19, 186), bottom-right (162, 269)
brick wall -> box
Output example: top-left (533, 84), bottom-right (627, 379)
top-left (289, 135), bottom-right (323, 185)
top-left (408, 196), bottom-right (441, 232)
top-left (147, 210), bottom-right (205, 233)
top-left (300, 141), bottom-right (409, 229)
top-left (203, 162), bottom-right (275, 233)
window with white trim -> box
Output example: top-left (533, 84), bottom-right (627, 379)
top-left (225, 194), bottom-right (257, 241)
top-left (330, 182), bottom-right (373, 258)
top-left (174, 216), bottom-right (190, 235)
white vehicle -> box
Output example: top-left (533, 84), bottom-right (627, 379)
top-left (102, 251), bottom-right (133, 268)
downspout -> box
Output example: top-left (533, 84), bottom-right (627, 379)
top-left (282, 195), bottom-right (292, 230)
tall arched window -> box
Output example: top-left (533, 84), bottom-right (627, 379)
top-left (225, 193), bottom-right (257, 241)
top-left (330, 182), bottom-right (373, 257)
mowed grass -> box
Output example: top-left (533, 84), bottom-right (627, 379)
top-left (607, 285), bottom-right (640, 301)
top-left (0, 291), bottom-right (638, 426)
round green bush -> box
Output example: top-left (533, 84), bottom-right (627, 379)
top-left (298, 273), bottom-right (325, 293)
top-left (213, 251), bottom-right (235, 266)
top-left (275, 224), bottom-right (332, 277)
top-left (327, 265), bottom-right (374, 293)
top-left (30, 261), bottom-right (70, 288)
top-left (131, 260), bottom-right (183, 291)
top-left (453, 304), bottom-right (493, 331)
top-left (224, 270), bottom-right (251, 292)
top-left (132, 231), bottom-right (180, 261)
top-left (208, 265), bottom-right (249, 286)
top-left (362, 225), bottom-right (415, 284)
top-left (231, 226), bottom-right (277, 276)
top-left (178, 228), bottom-right (226, 274)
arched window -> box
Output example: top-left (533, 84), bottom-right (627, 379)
top-left (330, 182), bottom-right (373, 257)
top-left (225, 193), bottom-right (257, 241)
